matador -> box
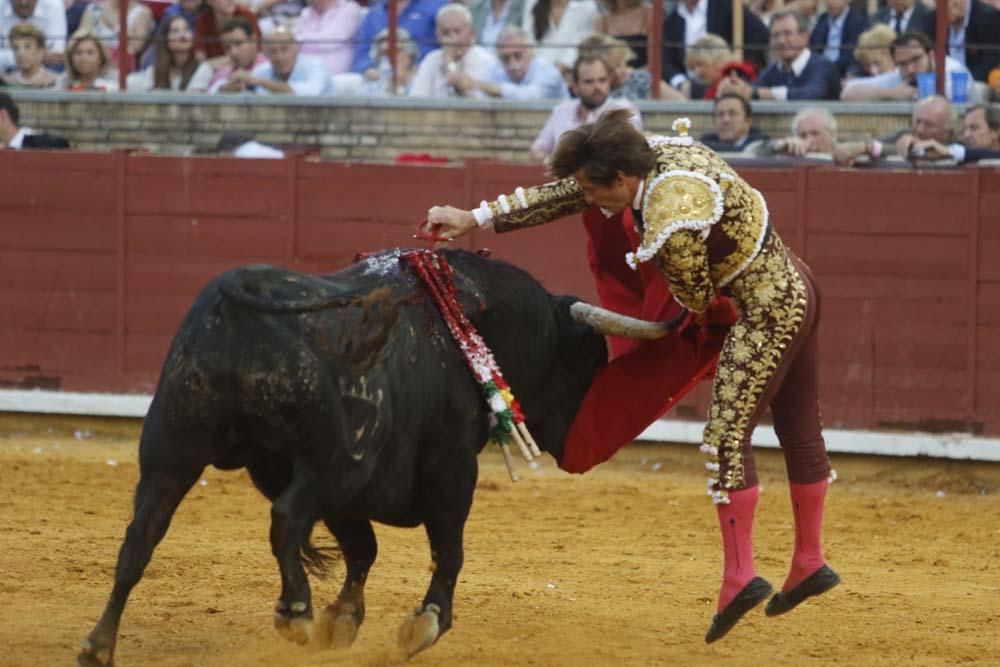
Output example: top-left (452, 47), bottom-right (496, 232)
top-left (426, 109), bottom-right (840, 642)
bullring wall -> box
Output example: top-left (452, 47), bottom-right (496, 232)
top-left (10, 91), bottom-right (918, 159)
top-left (1, 150), bottom-right (997, 437)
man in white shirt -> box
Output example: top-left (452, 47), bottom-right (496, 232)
top-left (246, 26), bottom-right (334, 96)
top-left (0, 0), bottom-right (66, 70)
top-left (409, 3), bottom-right (497, 98)
top-left (529, 55), bottom-right (639, 161)
top-left (451, 25), bottom-right (567, 99)
top-left (840, 31), bottom-right (981, 102)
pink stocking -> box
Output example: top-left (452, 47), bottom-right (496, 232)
top-left (716, 486), bottom-right (760, 613)
top-left (783, 479), bottom-right (829, 592)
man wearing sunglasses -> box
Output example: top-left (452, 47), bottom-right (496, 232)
top-left (841, 31), bottom-right (981, 102)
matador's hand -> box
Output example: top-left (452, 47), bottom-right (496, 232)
top-left (426, 205), bottom-right (478, 240)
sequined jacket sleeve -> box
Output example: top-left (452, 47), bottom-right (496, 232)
top-left (472, 178), bottom-right (588, 233)
top-left (655, 229), bottom-right (714, 313)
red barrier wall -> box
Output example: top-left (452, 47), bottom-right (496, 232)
top-left (1, 151), bottom-right (997, 434)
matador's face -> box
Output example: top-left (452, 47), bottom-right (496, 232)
top-left (574, 170), bottom-right (638, 215)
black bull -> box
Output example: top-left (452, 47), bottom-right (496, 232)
top-left (79, 248), bottom-right (617, 665)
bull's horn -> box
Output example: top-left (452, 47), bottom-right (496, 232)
top-left (571, 302), bottom-right (685, 340)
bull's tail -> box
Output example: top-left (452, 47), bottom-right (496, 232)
top-left (218, 264), bottom-right (356, 312)
top-left (301, 538), bottom-right (341, 579)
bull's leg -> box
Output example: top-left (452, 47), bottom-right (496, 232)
top-left (78, 464), bottom-right (203, 667)
top-left (397, 450), bottom-right (477, 658)
top-left (314, 518), bottom-right (377, 650)
top-left (269, 465), bottom-right (325, 646)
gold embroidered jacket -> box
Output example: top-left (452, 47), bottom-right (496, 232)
top-left (475, 137), bottom-right (769, 313)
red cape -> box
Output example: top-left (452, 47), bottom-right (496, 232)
top-left (558, 207), bottom-right (738, 474)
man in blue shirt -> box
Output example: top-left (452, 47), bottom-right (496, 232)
top-left (248, 26), bottom-right (334, 95)
top-left (720, 10), bottom-right (840, 101)
top-left (451, 25), bottom-right (567, 99)
top-left (352, 0), bottom-right (447, 75)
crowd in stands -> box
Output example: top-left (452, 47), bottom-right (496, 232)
top-left (1, 0), bottom-right (999, 98)
top-left (1, 0), bottom-right (999, 167)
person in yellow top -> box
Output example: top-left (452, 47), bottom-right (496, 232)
top-left (426, 108), bottom-right (839, 643)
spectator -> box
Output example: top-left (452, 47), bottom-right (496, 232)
top-left (925, 0), bottom-right (1000, 83)
top-left (0, 91), bottom-right (69, 148)
top-left (408, 3), bottom-right (497, 97)
top-left (467, 0), bottom-right (525, 49)
top-left (249, 25), bottom-right (333, 95)
top-left (766, 106), bottom-right (837, 157)
top-left (77, 0), bottom-right (154, 70)
top-left (59, 29), bottom-right (118, 90)
top-left (351, 0), bottom-right (446, 75)
top-left (207, 17), bottom-right (268, 93)
top-left (360, 27), bottom-right (420, 95)
top-left (294, 0), bottom-right (362, 77)
top-left (828, 96), bottom-right (955, 166)
top-left (1, 23), bottom-right (58, 87)
top-left (808, 0), bottom-right (868, 78)
top-left (871, 0), bottom-right (928, 36)
top-left (907, 103), bottom-right (1000, 163)
top-left (0, 0), bottom-right (66, 70)
top-left (594, 0), bottom-right (651, 68)
top-left (196, 0), bottom-right (261, 60)
top-left (681, 33), bottom-right (734, 99)
top-left (662, 0), bottom-right (769, 91)
top-left (129, 14), bottom-right (212, 91)
top-left (454, 25), bottom-right (566, 98)
top-left (578, 33), bottom-right (683, 100)
top-left (720, 10), bottom-right (841, 101)
top-left (251, 0), bottom-right (305, 34)
top-left (522, 0), bottom-right (598, 74)
top-left (840, 31), bottom-right (980, 102)
top-left (162, 0), bottom-right (202, 29)
top-left (851, 23), bottom-right (896, 78)
top-left (529, 54), bottom-right (639, 161)
top-left (65, 0), bottom-right (88, 39)
top-left (698, 93), bottom-right (768, 153)
top-left (895, 94), bottom-right (955, 158)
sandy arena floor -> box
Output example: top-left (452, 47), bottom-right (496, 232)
top-left (2, 414), bottom-right (999, 667)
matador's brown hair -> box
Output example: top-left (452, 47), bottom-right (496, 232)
top-left (548, 108), bottom-right (657, 186)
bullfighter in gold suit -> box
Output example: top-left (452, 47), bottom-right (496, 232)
top-left (426, 109), bottom-right (839, 643)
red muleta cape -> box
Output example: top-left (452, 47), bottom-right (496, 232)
top-left (558, 207), bottom-right (738, 474)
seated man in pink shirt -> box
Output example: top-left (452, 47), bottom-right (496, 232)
top-left (294, 0), bottom-right (362, 76)
top-left (205, 16), bottom-right (269, 92)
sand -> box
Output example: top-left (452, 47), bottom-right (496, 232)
top-left (2, 414), bottom-right (999, 667)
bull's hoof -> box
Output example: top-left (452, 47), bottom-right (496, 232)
top-left (315, 601), bottom-right (361, 650)
top-left (78, 639), bottom-right (113, 667)
top-left (274, 601), bottom-right (313, 645)
top-left (397, 603), bottom-right (441, 658)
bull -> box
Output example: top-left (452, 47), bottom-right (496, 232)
top-left (78, 248), bottom-right (669, 666)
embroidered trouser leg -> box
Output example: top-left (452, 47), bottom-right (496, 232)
top-left (702, 234), bottom-right (830, 502)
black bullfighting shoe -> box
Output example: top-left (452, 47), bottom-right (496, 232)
top-left (764, 565), bottom-right (840, 617)
top-left (704, 577), bottom-right (774, 644)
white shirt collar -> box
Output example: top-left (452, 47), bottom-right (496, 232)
top-left (8, 127), bottom-right (33, 149)
top-left (632, 179), bottom-right (644, 210)
top-left (677, 0), bottom-right (706, 21)
top-left (790, 46), bottom-right (811, 77)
